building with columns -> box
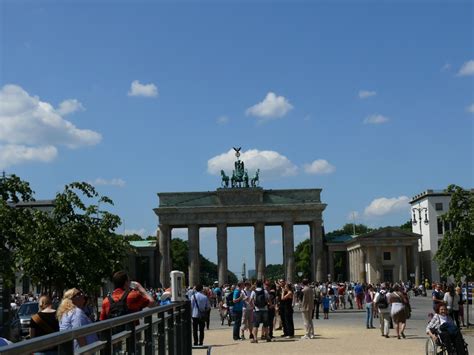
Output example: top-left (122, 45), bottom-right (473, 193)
top-left (326, 227), bottom-right (421, 285)
top-left (154, 188), bottom-right (326, 288)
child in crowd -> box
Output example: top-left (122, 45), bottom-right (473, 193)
top-left (322, 293), bottom-right (330, 319)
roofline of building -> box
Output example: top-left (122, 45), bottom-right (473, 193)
top-left (410, 189), bottom-right (451, 204)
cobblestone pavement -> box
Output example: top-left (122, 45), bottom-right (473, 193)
top-left (193, 296), bottom-right (473, 354)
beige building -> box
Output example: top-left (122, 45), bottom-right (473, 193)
top-left (326, 227), bottom-right (421, 285)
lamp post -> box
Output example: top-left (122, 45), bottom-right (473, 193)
top-left (412, 206), bottom-right (428, 286)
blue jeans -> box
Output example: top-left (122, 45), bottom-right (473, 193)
top-left (366, 303), bottom-right (373, 327)
top-left (232, 310), bottom-right (242, 340)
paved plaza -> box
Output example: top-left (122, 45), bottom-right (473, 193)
top-left (194, 296), bottom-right (473, 354)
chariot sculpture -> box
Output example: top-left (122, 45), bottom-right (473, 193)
top-left (220, 147), bottom-right (260, 188)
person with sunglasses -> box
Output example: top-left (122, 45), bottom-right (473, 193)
top-left (57, 288), bottom-right (98, 350)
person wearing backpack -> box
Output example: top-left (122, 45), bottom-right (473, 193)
top-left (100, 271), bottom-right (155, 322)
top-left (374, 283), bottom-right (391, 338)
top-left (250, 280), bottom-right (271, 343)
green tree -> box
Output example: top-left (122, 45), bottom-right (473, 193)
top-left (170, 238), bottom-right (237, 285)
top-left (0, 174), bottom-right (35, 287)
top-left (326, 223), bottom-right (369, 237)
top-left (265, 264), bottom-right (284, 281)
top-left (295, 239), bottom-right (311, 279)
top-left (435, 185), bottom-right (473, 281)
top-left (122, 233), bottom-right (144, 242)
top-left (19, 182), bottom-right (131, 295)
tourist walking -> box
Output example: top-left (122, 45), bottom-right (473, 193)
top-left (444, 284), bottom-right (460, 329)
top-left (354, 283), bottom-right (364, 310)
top-left (240, 282), bottom-right (254, 340)
top-left (267, 284), bottom-right (276, 339)
top-left (312, 283), bottom-right (321, 319)
top-left (57, 288), bottom-right (98, 350)
top-left (300, 279), bottom-right (315, 339)
top-left (389, 284), bottom-right (408, 339)
top-left (30, 295), bottom-right (59, 355)
top-left (191, 284), bottom-right (210, 346)
top-left (374, 283), bottom-right (390, 338)
top-left (432, 283), bottom-right (444, 312)
top-left (322, 293), bottom-right (330, 319)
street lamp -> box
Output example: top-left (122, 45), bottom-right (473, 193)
top-left (412, 207), bottom-right (428, 285)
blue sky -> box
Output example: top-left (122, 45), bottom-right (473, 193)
top-left (1, 1), bottom-right (473, 275)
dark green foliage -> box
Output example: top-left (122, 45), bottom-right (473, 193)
top-left (295, 239), bottom-right (311, 279)
top-left (326, 223), bottom-right (369, 237)
top-left (170, 238), bottom-right (237, 286)
top-left (19, 182), bottom-right (131, 295)
top-left (265, 264), bottom-right (284, 281)
top-left (435, 185), bottom-right (473, 282)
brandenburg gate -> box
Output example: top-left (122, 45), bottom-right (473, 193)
top-left (154, 149), bottom-right (327, 288)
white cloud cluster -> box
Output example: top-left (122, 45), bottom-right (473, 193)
top-left (124, 228), bottom-right (147, 237)
top-left (364, 196), bottom-right (410, 217)
top-left (363, 114), bottom-right (389, 125)
top-left (57, 99), bottom-right (85, 116)
top-left (207, 148), bottom-right (297, 178)
top-left (358, 90), bottom-right (377, 99)
top-left (246, 92), bottom-right (293, 121)
top-left (467, 104), bottom-right (474, 114)
top-left (303, 159), bottom-right (336, 175)
top-left (90, 178), bottom-right (126, 187)
top-left (128, 80), bottom-right (158, 97)
top-left (457, 60), bottom-right (474, 77)
top-left (0, 84), bottom-right (101, 169)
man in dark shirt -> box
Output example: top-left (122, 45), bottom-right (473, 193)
top-left (432, 283), bottom-right (444, 311)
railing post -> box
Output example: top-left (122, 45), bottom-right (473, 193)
top-left (126, 321), bottom-right (137, 354)
top-left (158, 311), bottom-right (166, 353)
top-left (184, 301), bottom-right (192, 355)
top-left (57, 339), bottom-right (74, 355)
top-left (100, 328), bottom-right (113, 355)
top-left (175, 306), bottom-right (182, 355)
top-left (167, 308), bottom-right (175, 355)
top-left (144, 315), bottom-right (153, 355)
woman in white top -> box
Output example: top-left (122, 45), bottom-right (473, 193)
top-left (443, 284), bottom-right (460, 329)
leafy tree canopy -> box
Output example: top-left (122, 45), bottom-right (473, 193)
top-left (19, 182), bottom-right (131, 295)
top-left (265, 264), bottom-right (284, 281)
top-left (435, 185), bottom-right (473, 282)
top-left (170, 238), bottom-right (237, 286)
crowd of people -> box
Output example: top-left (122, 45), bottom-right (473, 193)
top-left (3, 275), bottom-right (470, 354)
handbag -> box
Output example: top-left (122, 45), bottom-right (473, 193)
top-left (31, 313), bottom-right (56, 334)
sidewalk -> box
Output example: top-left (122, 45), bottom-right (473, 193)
top-left (193, 321), bottom-right (427, 354)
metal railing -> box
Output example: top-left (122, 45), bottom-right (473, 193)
top-left (0, 301), bottom-right (192, 355)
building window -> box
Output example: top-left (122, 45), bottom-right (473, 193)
top-left (444, 221), bottom-right (451, 233)
top-left (437, 217), bottom-right (443, 235)
top-left (435, 203), bottom-right (443, 211)
top-left (383, 252), bottom-right (391, 261)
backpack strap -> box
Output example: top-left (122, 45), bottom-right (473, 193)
top-left (108, 290), bottom-right (130, 308)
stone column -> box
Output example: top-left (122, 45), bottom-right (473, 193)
top-left (254, 222), bottom-right (266, 280)
top-left (375, 246), bottom-right (382, 283)
top-left (412, 243), bottom-right (420, 286)
top-left (310, 220), bottom-right (324, 282)
top-left (188, 224), bottom-right (200, 287)
top-left (345, 252), bottom-right (350, 282)
top-left (328, 249), bottom-right (334, 282)
top-left (283, 221), bottom-right (295, 283)
top-left (354, 250), bottom-right (359, 282)
top-left (349, 250), bottom-right (353, 281)
top-left (158, 224), bottom-right (171, 288)
top-left (397, 246), bottom-right (407, 282)
top-left (217, 223), bottom-right (228, 285)
top-left (359, 248), bottom-right (366, 283)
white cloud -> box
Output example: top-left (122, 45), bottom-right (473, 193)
top-left (0, 144), bottom-right (57, 169)
top-left (303, 159), bottom-right (335, 175)
top-left (216, 116), bottom-right (229, 125)
top-left (457, 60), bottom-right (474, 77)
top-left (57, 99), bottom-right (85, 116)
top-left (90, 178), bottom-right (126, 187)
top-left (0, 84), bottom-right (101, 168)
top-left (128, 80), bottom-right (158, 97)
top-left (363, 114), bottom-right (389, 125)
top-left (358, 90), bottom-right (377, 99)
top-left (270, 239), bottom-right (281, 245)
top-left (124, 228), bottom-right (147, 237)
top-left (246, 92), bottom-right (293, 121)
top-left (364, 196), bottom-right (410, 217)
top-left (207, 148), bottom-right (297, 178)
top-left (467, 104), bottom-right (474, 114)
